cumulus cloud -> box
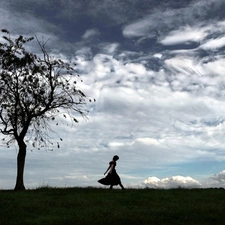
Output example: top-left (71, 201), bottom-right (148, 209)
top-left (143, 176), bottom-right (201, 189)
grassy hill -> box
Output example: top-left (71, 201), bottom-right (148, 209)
top-left (0, 187), bottom-right (225, 225)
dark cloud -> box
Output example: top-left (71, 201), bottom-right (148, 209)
top-left (5, 0), bottom-right (196, 23)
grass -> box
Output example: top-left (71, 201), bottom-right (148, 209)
top-left (0, 187), bottom-right (225, 225)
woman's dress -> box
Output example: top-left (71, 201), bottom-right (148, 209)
top-left (98, 161), bottom-right (121, 186)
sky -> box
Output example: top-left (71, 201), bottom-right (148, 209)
top-left (1, 0), bottom-right (225, 189)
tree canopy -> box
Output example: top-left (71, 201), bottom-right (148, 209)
top-left (0, 29), bottom-right (94, 190)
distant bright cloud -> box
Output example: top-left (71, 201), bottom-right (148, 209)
top-left (143, 176), bottom-right (201, 189)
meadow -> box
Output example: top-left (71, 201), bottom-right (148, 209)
top-left (0, 187), bottom-right (225, 225)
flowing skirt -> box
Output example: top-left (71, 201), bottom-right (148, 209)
top-left (98, 170), bottom-right (121, 186)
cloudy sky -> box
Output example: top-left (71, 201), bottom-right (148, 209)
top-left (1, 0), bottom-right (225, 189)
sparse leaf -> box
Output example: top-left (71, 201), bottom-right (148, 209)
top-left (1, 29), bottom-right (9, 34)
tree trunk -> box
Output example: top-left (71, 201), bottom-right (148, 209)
top-left (14, 140), bottom-right (26, 191)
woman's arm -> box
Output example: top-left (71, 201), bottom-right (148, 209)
top-left (104, 163), bottom-right (113, 175)
top-left (104, 165), bottom-right (110, 175)
top-left (108, 164), bottom-right (114, 174)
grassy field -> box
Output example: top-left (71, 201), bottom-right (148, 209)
top-left (0, 187), bottom-right (225, 225)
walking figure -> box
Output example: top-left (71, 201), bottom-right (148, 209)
top-left (98, 155), bottom-right (124, 189)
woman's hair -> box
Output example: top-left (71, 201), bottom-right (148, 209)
top-left (113, 155), bottom-right (119, 161)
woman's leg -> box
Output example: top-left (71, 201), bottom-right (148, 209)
top-left (119, 182), bottom-right (124, 189)
top-left (110, 185), bottom-right (113, 189)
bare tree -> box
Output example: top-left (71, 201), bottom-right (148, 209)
top-left (0, 29), bottom-right (94, 191)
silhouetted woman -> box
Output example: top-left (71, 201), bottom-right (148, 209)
top-left (98, 155), bottom-right (124, 189)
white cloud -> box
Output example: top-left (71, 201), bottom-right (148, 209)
top-left (135, 138), bottom-right (160, 146)
top-left (100, 43), bottom-right (119, 54)
top-left (164, 56), bottom-right (204, 76)
top-left (82, 29), bottom-right (99, 39)
top-left (123, 18), bottom-right (152, 38)
top-left (108, 142), bottom-right (126, 147)
top-left (72, 49), bottom-right (225, 169)
top-left (153, 53), bottom-right (163, 59)
top-left (200, 36), bottom-right (225, 50)
top-left (20, 45), bottom-right (225, 189)
top-left (160, 25), bottom-right (208, 45)
top-left (124, 63), bottom-right (147, 75)
top-left (160, 20), bottom-right (225, 47)
top-left (202, 57), bottom-right (225, 77)
top-left (143, 176), bottom-right (201, 189)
